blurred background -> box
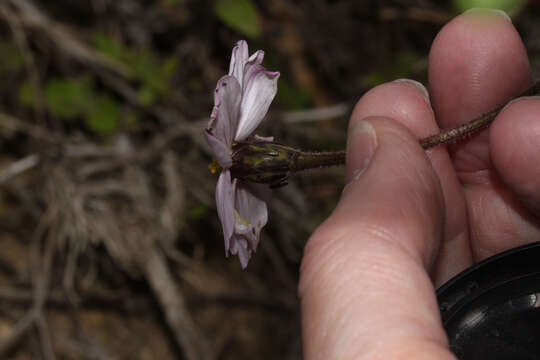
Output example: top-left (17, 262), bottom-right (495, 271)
top-left (0, 0), bottom-right (539, 359)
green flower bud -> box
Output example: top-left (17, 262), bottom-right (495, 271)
top-left (231, 142), bottom-right (300, 188)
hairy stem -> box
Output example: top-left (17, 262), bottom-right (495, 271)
top-left (293, 151), bottom-right (346, 172)
top-left (419, 80), bottom-right (540, 148)
top-left (295, 79), bottom-right (540, 170)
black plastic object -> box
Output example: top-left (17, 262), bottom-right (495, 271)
top-left (437, 241), bottom-right (540, 360)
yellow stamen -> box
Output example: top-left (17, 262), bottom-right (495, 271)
top-left (208, 158), bottom-right (221, 174)
top-left (234, 210), bottom-right (251, 226)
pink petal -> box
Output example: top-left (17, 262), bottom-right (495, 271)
top-left (234, 185), bottom-right (268, 252)
top-left (229, 40), bottom-right (249, 86)
top-left (228, 237), bottom-right (252, 269)
top-left (242, 51), bottom-right (268, 90)
top-left (207, 75), bottom-right (242, 148)
top-left (204, 130), bottom-right (232, 168)
top-left (246, 49), bottom-right (265, 67)
top-left (235, 67), bottom-right (280, 141)
top-left (215, 171), bottom-right (236, 253)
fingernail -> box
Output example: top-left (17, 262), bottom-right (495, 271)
top-left (392, 78), bottom-right (431, 105)
top-left (502, 95), bottom-right (540, 111)
top-left (345, 120), bottom-right (377, 183)
top-left (464, 8), bottom-right (511, 23)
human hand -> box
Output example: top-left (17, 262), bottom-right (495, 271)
top-left (300, 9), bottom-right (540, 359)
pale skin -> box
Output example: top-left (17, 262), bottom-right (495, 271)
top-left (299, 9), bottom-right (540, 360)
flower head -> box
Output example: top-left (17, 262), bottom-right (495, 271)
top-left (205, 40), bottom-right (280, 268)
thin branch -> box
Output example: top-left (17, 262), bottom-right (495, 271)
top-left (0, 154), bottom-right (40, 184)
top-left (0, 309), bottom-right (37, 355)
top-left (28, 205), bottom-right (58, 360)
top-left (0, 287), bottom-right (63, 303)
top-left (0, 112), bottom-right (61, 143)
top-left (35, 315), bottom-right (55, 360)
top-left (159, 152), bottom-right (185, 245)
top-left (144, 247), bottom-right (213, 360)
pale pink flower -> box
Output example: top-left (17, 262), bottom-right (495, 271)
top-left (205, 40), bottom-right (280, 268)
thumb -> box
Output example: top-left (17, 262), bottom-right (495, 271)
top-left (300, 116), bottom-right (453, 359)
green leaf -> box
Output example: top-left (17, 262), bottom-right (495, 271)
top-left (214, 0), bottom-right (261, 38)
top-left (452, 0), bottom-right (527, 16)
top-left (133, 51), bottom-right (178, 105)
top-left (93, 33), bottom-right (128, 63)
top-left (137, 86), bottom-right (158, 106)
top-left (45, 77), bottom-right (94, 118)
top-left (85, 95), bottom-right (119, 135)
top-left (93, 33), bottom-right (136, 78)
top-left (93, 33), bottom-right (179, 106)
top-left (132, 49), bottom-right (156, 80)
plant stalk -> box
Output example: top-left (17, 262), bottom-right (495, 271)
top-left (291, 79), bottom-right (540, 170)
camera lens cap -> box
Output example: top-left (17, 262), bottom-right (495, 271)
top-left (437, 241), bottom-right (540, 359)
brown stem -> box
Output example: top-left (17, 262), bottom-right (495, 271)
top-left (293, 151), bottom-right (346, 171)
top-left (294, 79), bottom-right (540, 171)
top-left (420, 80), bottom-right (540, 148)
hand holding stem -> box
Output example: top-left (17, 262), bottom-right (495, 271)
top-left (300, 9), bottom-right (540, 359)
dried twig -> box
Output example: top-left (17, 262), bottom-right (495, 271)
top-left (159, 152), bottom-right (186, 246)
top-left (0, 287), bottom-right (64, 304)
top-left (35, 315), bottom-right (55, 360)
top-left (0, 112), bottom-right (60, 143)
top-left (144, 248), bottom-right (213, 360)
top-left (0, 309), bottom-right (37, 355)
top-left (0, 206), bottom-right (57, 358)
top-left (37, 147), bottom-right (212, 359)
top-left (0, 154), bottom-right (40, 184)
top-left (30, 209), bottom-right (58, 360)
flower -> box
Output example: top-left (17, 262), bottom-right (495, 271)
top-left (205, 40), bottom-right (280, 268)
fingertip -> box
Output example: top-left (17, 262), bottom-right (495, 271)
top-left (490, 97), bottom-right (540, 211)
top-left (429, 7), bottom-right (530, 128)
top-left (392, 79), bottom-right (431, 105)
top-left (350, 80), bottom-right (436, 138)
top-left (345, 119), bottom-right (377, 183)
top-left (462, 8), bottom-right (512, 23)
